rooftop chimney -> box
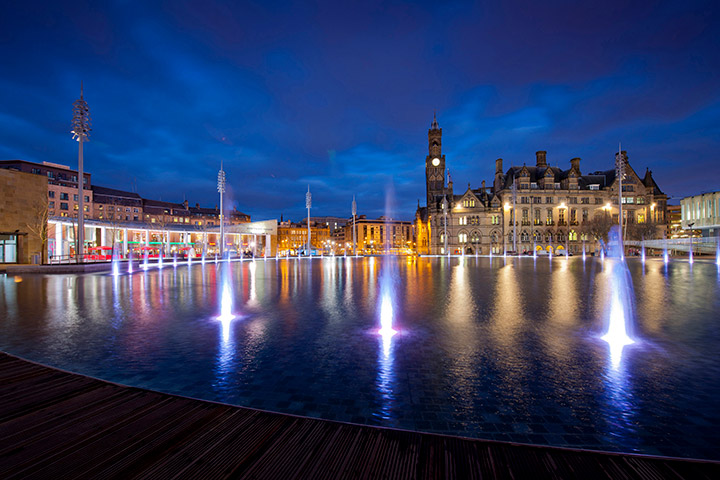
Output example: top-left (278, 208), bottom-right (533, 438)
top-left (536, 151), bottom-right (547, 168)
top-left (570, 157), bottom-right (581, 175)
top-left (495, 158), bottom-right (503, 174)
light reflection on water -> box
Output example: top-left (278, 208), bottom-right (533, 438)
top-left (1, 257), bottom-right (720, 460)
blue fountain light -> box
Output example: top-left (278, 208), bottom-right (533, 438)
top-left (601, 262), bottom-right (635, 369)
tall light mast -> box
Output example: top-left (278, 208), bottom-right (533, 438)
top-left (442, 195), bottom-right (448, 255)
top-left (306, 186), bottom-right (312, 256)
top-left (217, 161), bottom-right (226, 258)
top-left (71, 82), bottom-right (91, 263)
top-left (615, 144), bottom-right (624, 260)
top-left (512, 177), bottom-right (517, 252)
top-left (352, 195), bottom-right (357, 256)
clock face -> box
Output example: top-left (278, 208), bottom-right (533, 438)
top-left (432, 158), bottom-right (440, 167)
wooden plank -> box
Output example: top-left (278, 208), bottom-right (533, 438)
top-left (0, 352), bottom-right (719, 480)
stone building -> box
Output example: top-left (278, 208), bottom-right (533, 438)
top-left (416, 115), bottom-right (668, 255)
top-left (0, 168), bottom-right (48, 263)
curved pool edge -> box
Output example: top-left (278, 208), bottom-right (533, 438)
top-left (2, 349), bottom-right (719, 479)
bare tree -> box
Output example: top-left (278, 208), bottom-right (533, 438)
top-left (626, 221), bottom-right (659, 241)
top-left (25, 200), bottom-right (49, 264)
top-left (582, 213), bottom-right (613, 252)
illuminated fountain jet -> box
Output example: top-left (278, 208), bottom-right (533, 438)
top-left (128, 251), bottom-right (133, 274)
top-left (173, 252), bottom-right (178, 268)
top-left (216, 265), bottom-right (236, 341)
top-left (111, 252), bottom-right (120, 276)
top-left (601, 226), bottom-right (636, 369)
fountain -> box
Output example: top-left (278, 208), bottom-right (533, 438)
top-left (601, 226), bottom-right (636, 369)
top-left (158, 251), bottom-right (163, 269)
top-left (111, 251), bottom-right (120, 276)
top-left (716, 238), bottom-right (720, 268)
top-left (641, 243), bottom-right (646, 265)
top-left (173, 252), bottom-right (178, 268)
top-left (216, 263), bottom-right (236, 340)
top-left (128, 251), bottom-right (133, 274)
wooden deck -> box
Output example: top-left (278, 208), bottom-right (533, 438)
top-left (1, 352), bottom-right (718, 479)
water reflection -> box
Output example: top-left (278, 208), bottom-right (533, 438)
top-left (1, 257), bottom-right (720, 460)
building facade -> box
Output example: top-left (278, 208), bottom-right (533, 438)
top-left (0, 168), bottom-right (47, 263)
top-left (343, 215), bottom-right (414, 255)
top-left (277, 221), bottom-right (330, 255)
top-left (416, 115), bottom-right (668, 255)
top-left (681, 192), bottom-right (720, 237)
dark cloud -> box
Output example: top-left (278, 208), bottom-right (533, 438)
top-left (1, 0), bottom-right (718, 221)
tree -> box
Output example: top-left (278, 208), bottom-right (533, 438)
top-left (25, 200), bottom-right (49, 264)
top-left (626, 221), bottom-right (659, 241)
top-left (582, 213), bottom-right (613, 252)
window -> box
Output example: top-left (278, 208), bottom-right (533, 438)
top-left (636, 197), bottom-right (645, 204)
top-left (520, 184), bottom-right (529, 190)
top-left (491, 215), bottom-right (500, 225)
top-left (462, 199), bottom-right (476, 208)
top-left (530, 182), bottom-right (538, 189)
top-left (554, 183), bottom-right (560, 189)
top-left (48, 191), bottom-right (55, 198)
top-left (545, 197), bottom-right (554, 204)
top-left (73, 194), bottom-right (79, 201)
top-left (534, 208), bottom-right (541, 225)
top-left (581, 197), bottom-right (589, 204)
top-left (570, 209), bottom-right (577, 224)
top-left (546, 209), bottom-right (553, 225)
top-left (126, 207), bottom-right (131, 212)
top-left (60, 192), bottom-right (69, 200)
top-left (49, 201), bottom-right (55, 208)
top-left (60, 202), bottom-right (69, 210)
top-left (84, 195), bottom-right (89, 202)
top-left (637, 213), bottom-right (645, 224)
top-left (589, 184), bottom-right (600, 190)
top-left (32, 168), bottom-right (41, 175)
top-left (520, 196), bottom-right (530, 204)
top-left (595, 198), bottom-right (603, 204)
top-left (522, 209), bottom-right (529, 224)
top-left (134, 208), bottom-right (139, 213)
top-left (459, 216), bottom-right (467, 225)
top-left (459, 233), bottom-right (468, 243)
top-left (569, 197), bottom-right (578, 204)
top-left (47, 171), bottom-right (55, 179)
top-left (559, 209), bottom-right (566, 224)
top-left (582, 209), bottom-right (589, 223)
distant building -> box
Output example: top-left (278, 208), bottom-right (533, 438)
top-left (416, 115), bottom-right (668, 255)
top-left (681, 192), bottom-right (720, 237)
top-left (343, 215), bottom-right (413, 255)
top-left (667, 205), bottom-right (684, 238)
top-left (277, 221), bottom-right (330, 255)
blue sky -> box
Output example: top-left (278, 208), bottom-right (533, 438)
top-left (1, 0), bottom-right (718, 220)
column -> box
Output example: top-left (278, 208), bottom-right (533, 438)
top-left (56, 222), bottom-right (63, 260)
top-left (123, 229), bottom-right (128, 258)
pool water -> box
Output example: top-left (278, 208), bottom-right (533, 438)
top-left (1, 256), bottom-right (719, 460)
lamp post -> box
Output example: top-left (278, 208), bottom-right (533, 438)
top-left (306, 186), bottom-right (312, 256)
top-left (615, 145), bottom-right (625, 259)
top-left (352, 195), bottom-right (357, 256)
top-left (71, 83), bottom-right (91, 263)
top-left (217, 162), bottom-right (226, 258)
top-left (512, 178), bottom-right (517, 253)
top-left (442, 196), bottom-right (448, 255)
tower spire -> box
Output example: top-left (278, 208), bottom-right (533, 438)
top-left (431, 111), bottom-right (439, 130)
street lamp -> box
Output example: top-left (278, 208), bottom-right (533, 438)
top-left (306, 186), bottom-right (312, 256)
top-left (352, 196), bottom-right (357, 256)
top-left (217, 162), bottom-right (226, 258)
top-left (71, 83), bottom-right (91, 263)
top-left (442, 196), bottom-right (449, 255)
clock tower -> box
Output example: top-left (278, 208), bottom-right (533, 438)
top-left (426, 113), bottom-right (445, 206)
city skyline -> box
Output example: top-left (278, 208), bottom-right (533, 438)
top-left (1, 1), bottom-right (719, 221)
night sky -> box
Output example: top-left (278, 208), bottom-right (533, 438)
top-left (1, 1), bottom-right (718, 221)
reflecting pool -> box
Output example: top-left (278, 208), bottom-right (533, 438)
top-left (1, 256), bottom-right (719, 459)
